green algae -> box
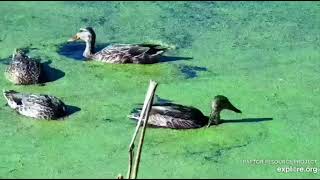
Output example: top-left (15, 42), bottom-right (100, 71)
top-left (0, 1), bottom-right (319, 179)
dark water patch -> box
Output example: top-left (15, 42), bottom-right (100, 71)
top-left (39, 60), bottom-right (65, 84)
top-left (98, 17), bottom-right (107, 26)
top-left (220, 118), bottom-right (273, 124)
top-left (203, 143), bottom-right (250, 163)
top-left (186, 141), bottom-right (251, 164)
top-left (159, 56), bottom-right (193, 63)
top-left (81, 17), bottom-right (89, 23)
top-left (178, 65), bottom-right (208, 79)
top-left (64, 105), bottom-right (81, 118)
top-left (58, 42), bottom-right (111, 61)
top-left (94, 74), bottom-right (104, 80)
top-left (103, 118), bottom-right (113, 123)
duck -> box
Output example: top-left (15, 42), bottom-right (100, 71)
top-left (128, 95), bottom-right (242, 129)
top-left (67, 27), bottom-right (168, 64)
top-left (3, 90), bottom-right (67, 120)
top-left (4, 49), bottom-right (41, 85)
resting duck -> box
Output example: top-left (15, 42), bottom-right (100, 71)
top-left (128, 95), bottom-right (242, 129)
top-left (3, 90), bottom-right (67, 120)
top-left (4, 49), bottom-right (41, 85)
top-left (67, 27), bottom-right (167, 64)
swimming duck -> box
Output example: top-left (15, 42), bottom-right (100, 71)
top-left (3, 90), bottom-right (67, 120)
top-left (4, 49), bottom-right (41, 85)
top-left (128, 95), bottom-right (242, 129)
top-left (67, 27), bottom-right (167, 64)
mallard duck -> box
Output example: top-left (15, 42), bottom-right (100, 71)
top-left (3, 90), bottom-right (67, 120)
top-left (4, 49), bottom-right (41, 85)
top-left (67, 27), bottom-right (167, 64)
top-left (128, 95), bottom-right (242, 129)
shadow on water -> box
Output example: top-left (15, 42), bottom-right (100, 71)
top-left (57, 42), bottom-right (112, 61)
top-left (65, 105), bottom-right (81, 117)
top-left (178, 64), bottom-right (208, 79)
top-left (158, 56), bottom-right (193, 63)
top-left (220, 118), bottom-right (273, 124)
top-left (57, 105), bottom-right (81, 120)
top-left (58, 42), bottom-right (193, 63)
top-left (39, 60), bottom-right (65, 84)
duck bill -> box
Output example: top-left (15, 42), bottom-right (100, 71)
top-left (67, 35), bottom-right (79, 42)
top-left (227, 103), bottom-right (242, 113)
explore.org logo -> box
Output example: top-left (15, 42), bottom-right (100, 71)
top-left (242, 159), bottom-right (319, 174)
top-left (277, 166), bottom-right (319, 174)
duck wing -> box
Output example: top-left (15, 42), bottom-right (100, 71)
top-left (20, 94), bottom-right (66, 119)
top-left (129, 103), bottom-right (207, 129)
top-left (96, 44), bottom-right (166, 63)
top-left (151, 103), bottom-right (205, 120)
top-left (134, 43), bottom-right (168, 55)
top-left (22, 94), bottom-right (64, 109)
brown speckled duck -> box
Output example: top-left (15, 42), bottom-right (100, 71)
top-left (67, 27), bottom-right (168, 64)
top-left (128, 95), bottom-right (242, 129)
top-left (3, 90), bottom-right (67, 120)
top-left (4, 49), bottom-right (41, 85)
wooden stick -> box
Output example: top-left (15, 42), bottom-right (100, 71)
top-left (131, 84), bottom-right (157, 179)
top-left (127, 80), bottom-right (158, 179)
top-left (126, 148), bottom-right (134, 179)
top-left (128, 80), bottom-right (157, 150)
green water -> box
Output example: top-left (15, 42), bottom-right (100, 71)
top-left (0, 1), bottom-right (319, 179)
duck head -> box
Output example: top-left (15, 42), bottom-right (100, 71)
top-left (12, 48), bottom-right (28, 61)
top-left (68, 27), bottom-right (96, 43)
top-left (3, 90), bottom-right (22, 110)
top-left (207, 95), bottom-right (241, 127)
top-left (68, 27), bottom-right (96, 58)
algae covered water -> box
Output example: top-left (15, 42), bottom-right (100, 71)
top-left (0, 1), bottom-right (319, 178)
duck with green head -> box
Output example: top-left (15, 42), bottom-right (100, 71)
top-left (67, 27), bottom-right (168, 64)
top-left (128, 95), bottom-right (242, 129)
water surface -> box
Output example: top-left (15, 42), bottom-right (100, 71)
top-left (0, 1), bottom-right (319, 179)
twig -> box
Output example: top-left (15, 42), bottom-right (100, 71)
top-left (126, 80), bottom-right (158, 179)
top-left (126, 147), bottom-right (134, 178)
top-left (128, 81), bottom-right (157, 149)
top-left (131, 87), bottom-right (156, 179)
